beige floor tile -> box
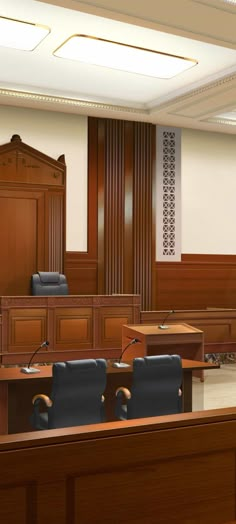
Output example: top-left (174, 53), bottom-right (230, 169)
top-left (192, 364), bottom-right (236, 411)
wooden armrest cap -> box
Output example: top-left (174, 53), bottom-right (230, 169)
top-left (115, 387), bottom-right (131, 399)
top-left (32, 394), bottom-right (53, 407)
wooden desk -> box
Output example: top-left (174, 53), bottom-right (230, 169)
top-left (123, 323), bottom-right (204, 379)
top-left (0, 359), bottom-right (219, 434)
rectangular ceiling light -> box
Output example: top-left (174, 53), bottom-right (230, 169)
top-left (0, 16), bottom-right (50, 51)
top-left (216, 110), bottom-right (236, 121)
top-left (54, 35), bottom-right (197, 79)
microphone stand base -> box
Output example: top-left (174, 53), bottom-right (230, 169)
top-left (158, 325), bottom-right (170, 330)
top-left (112, 362), bottom-right (131, 368)
top-left (20, 367), bottom-right (41, 374)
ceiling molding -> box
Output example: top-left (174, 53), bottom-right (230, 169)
top-left (150, 73), bottom-right (236, 114)
top-left (193, 0), bottom-right (236, 15)
top-left (203, 117), bottom-right (236, 125)
top-left (0, 87), bottom-right (148, 115)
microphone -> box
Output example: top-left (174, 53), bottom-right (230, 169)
top-left (158, 310), bottom-right (175, 330)
top-left (112, 338), bottom-right (140, 368)
top-left (20, 341), bottom-right (50, 374)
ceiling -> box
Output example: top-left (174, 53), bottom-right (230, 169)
top-left (0, 0), bottom-right (236, 133)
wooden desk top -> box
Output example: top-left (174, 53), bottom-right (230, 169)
top-left (0, 359), bottom-right (219, 382)
top-left (123, 323), bottom-right (203, 335)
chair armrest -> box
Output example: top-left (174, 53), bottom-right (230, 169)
top-left (32, 394), bottom-right (53, 407)
top-left (116, 387), bottom-right (131, 400)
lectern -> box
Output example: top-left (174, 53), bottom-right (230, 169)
top-left (122, 323), bottom-right (204, 380)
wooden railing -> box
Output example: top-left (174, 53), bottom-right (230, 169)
top-left (0, 408), bottom-right (236, 523)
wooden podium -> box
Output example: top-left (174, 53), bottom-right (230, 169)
top-left (122, 323), bottom-right (204, 380)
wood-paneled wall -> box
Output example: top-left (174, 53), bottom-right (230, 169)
top-left (65, 118), bottom-right (236, 311)
top-left (154, 254), bottom-right (236, 310)
top-left (65, 118), bottom-right (155, 310)
top-left (2, 126), bottom-right (236, 311)
top-left (1, 408), bottom-right (236, 523)
top-left (0, 135), bottom-right (66, 296)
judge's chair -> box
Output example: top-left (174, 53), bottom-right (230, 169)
top-left (31, 271), bottom-right (69, 295)
top-left (31, 359), bottom-right (107, 430)
top-left (115, 354), bottom-right (182, 421)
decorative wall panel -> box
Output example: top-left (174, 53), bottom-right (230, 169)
top-left (0, 295), bottom-right (141, 365)
top-left (156, 126), bottom-right (181, 261)
top-left (48, 192), bottom-right (64, 272)
top-left (133, 122), bottom-right (154, 310)
top-left (95, 118), bottom-right (155, 310)
top-left (0, 135), bottom-right (66, 295)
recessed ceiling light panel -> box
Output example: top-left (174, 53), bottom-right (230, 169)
top-left (0, 16), bottom-right (50, 51)
top-left (215, 110), bottom-right (236, 121)
top-left (54, 35), bottom-right (198, 79)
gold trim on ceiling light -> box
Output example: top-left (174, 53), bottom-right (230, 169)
top-left (0, 16), bottom-right (50, 51)
top-left (54, 34), bottom-right (198, 79)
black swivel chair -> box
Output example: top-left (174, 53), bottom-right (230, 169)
top-left (31, 359), bottom-right (107, 430)
top-left (31, 271), bottom-right (69, 295)
top-left (115, 354), bottom-right (182, 420)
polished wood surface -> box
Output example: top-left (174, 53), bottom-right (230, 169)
top-left (3, 298), bottom-right (236, 365)
top-left (0, 359), bottom-right (219, 435)
top-left (153, 254), bottom-right (236, 311)
top-left (122, 323), bottom-right (204, 380)
top-left (64, 118), bottom-right (236, 312)
top-left (0, 294), bottom-right (141, 365)
top-left (0, 135), bottom-right (66, 296)
top-left (0, 407), bottom-right (236, 523)
top-left (65, 118), bottom-right (155, 309)
top-left (141, 308), bottom-right (236, 355)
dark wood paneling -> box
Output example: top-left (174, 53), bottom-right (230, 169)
top-left (64, 253), bottom-right (98, 295)
top-left (153, 254), bottom-right (236, 311)
top-left (70, 118), bottom-right (155, 308)
top-left (1, 409), bottom-right (236, 523)
top-left (141, 308), bottom-right (236, 354)
top-left (0, 294), bottom-right (141, 365)
top-left (0, 135), bottom-right (66, 295)
top-left (0, 189), bottom-right (45, 295)
top-left (48, 191), bottom-right (64, 272)
top-left (133, 122), bottom-right (154, 310)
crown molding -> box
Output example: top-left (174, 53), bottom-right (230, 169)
top-left (203, 117), bottom-right (236, 126)
top-left (150, 73), bottom-right (236, 113)
top-left (0, 87), bottom-right (148, 115)
top-left (193, 0), bottom-right (236, 14)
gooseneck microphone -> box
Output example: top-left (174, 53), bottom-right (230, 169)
top-left (158, 310), bottom-right (175, 330)
top-left (20, 341), bottom-right (50, 374)
top-left (112, 338), bottom-right (140, 368)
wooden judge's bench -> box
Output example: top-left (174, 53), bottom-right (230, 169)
top-left (0, 295), bottom-right (205, 369)
top-left (0, 294), bottom-right (141, 366)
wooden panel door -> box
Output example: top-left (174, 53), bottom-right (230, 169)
top-left (0, 189), bottom-right (45, 295)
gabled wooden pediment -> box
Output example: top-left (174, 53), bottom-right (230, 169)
top-left (0, 134), bottom-right (66, 186)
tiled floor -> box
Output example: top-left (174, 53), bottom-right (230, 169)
top-left (192, 364), bottom-right (236, 411)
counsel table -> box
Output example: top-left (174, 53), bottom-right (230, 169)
top-left (0, 359), bottom-right (219, 434)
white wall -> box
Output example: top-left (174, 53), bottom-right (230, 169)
top-left (0, 106), bottom-right (88, 252)
top-left (182, 128), bottom-right (236, 254)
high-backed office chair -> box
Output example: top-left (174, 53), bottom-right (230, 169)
top-left (31, 271), bottom-right (69, 295)
top-left (115, 354), bottom-right (182, 420)
top-left (31, 359), bottom-right (107, 430)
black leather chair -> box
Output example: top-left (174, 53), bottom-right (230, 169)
top-left (31, 271), bottom-right (69, 295)
top-left (115, 354), bottom-right (182, 420)
top-left (31, 359), bottom-right (107, 430)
